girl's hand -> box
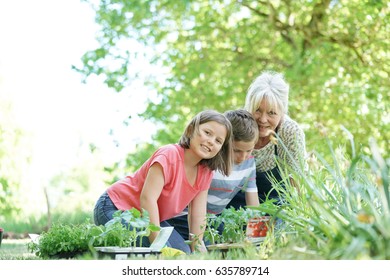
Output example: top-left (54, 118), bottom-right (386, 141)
top-left (194, 240), bottom-right (207, 253)
top-left (189, 233), bottom-right (207, 253)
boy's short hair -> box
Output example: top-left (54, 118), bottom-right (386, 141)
top-left (224, 109), bottom-right (259, 143)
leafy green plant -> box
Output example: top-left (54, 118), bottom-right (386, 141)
top-left (91, 208), bottom-right (160, 248)
top-left (204, 207), bottom-right (265, 245)
top-left (28, 209), bottom-right (160, 259)
top-left (27, 222), bottom-right (101, 259)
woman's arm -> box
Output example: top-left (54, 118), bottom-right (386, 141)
top-left (140, 163), bottom-right (165, 243)
top-left (188, 189), bottom-right (208, 252)
top-left (281, 120), bottom-right (307, 192)
top-left (283, 121), bottom-right (307, 172)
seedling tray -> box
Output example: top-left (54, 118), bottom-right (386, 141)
top-left (94, 246), bottom-right (161, 259)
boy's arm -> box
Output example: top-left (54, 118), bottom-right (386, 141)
top-left (245, 192), bottom-right (259, 207)
top-left (245, 160), bottom-right (259, 207)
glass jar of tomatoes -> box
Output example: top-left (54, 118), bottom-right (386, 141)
top-left (246, 216), bottom-right (271, 238)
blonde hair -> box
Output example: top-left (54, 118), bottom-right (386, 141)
top-left (245, 71), bottom-right (289, 115)
top-left (179, 110), bottom-right (233, 176)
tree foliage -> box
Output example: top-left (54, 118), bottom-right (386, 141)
top-left (76, 0), bottom-right (389, 172)
top-left (0, 98), bottom-right (32, 217)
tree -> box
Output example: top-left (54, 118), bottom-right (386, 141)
top-left (0, 97), bottom-right (32, 218)
top-left (76, 0), bottom-right (389, 171)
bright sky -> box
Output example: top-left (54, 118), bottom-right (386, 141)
top-left (0, 0), bottom-right (157, 210)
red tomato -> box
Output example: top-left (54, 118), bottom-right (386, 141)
top-left (256, 222), bottom-right (264, 230)
top-left (259, 230), bottom-right (267, 237)
top-left (248, 222), bottom-right (256, 228)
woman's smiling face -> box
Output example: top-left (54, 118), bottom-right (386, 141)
top-left (252, 99), bottom-right (282, 138)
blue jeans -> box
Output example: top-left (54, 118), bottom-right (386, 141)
top-left (93, 192), bottom-right (191, 254)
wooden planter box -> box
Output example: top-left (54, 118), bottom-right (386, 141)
top-left (207, 237), bottom-right (264, 251)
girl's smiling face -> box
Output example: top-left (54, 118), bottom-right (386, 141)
top-left (252, 99), bottom-right (282, 138)
top-left (190, 121), bottom-right (227, 160)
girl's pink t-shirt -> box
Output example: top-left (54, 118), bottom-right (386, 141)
top-left (107, 144), bottom-right (213, 222)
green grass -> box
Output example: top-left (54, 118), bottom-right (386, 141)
top-left (0, 239), bottom-right (39, 260)
top-left (1, 209), bottom-right (93, 234)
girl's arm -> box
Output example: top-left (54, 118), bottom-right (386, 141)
top-left (140, 163), bottom-right (165, 243)
top-left (188, 189), bottom-right (208, 252)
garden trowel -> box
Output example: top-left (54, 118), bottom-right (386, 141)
top-left (149, 226), bottom-right (174, 251)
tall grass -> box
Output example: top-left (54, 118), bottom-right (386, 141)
top-left (1, 208), bottom-right (93, 234)
top-left (254, 135), bottom-right (390, 259)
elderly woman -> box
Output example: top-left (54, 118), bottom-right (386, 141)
top-left (228, 71), bottom-right (307, 207)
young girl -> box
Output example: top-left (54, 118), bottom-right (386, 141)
top-left (166, 109), bottom-right (260, 240)
top-left (93, 110), bottom-right (233, 253)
